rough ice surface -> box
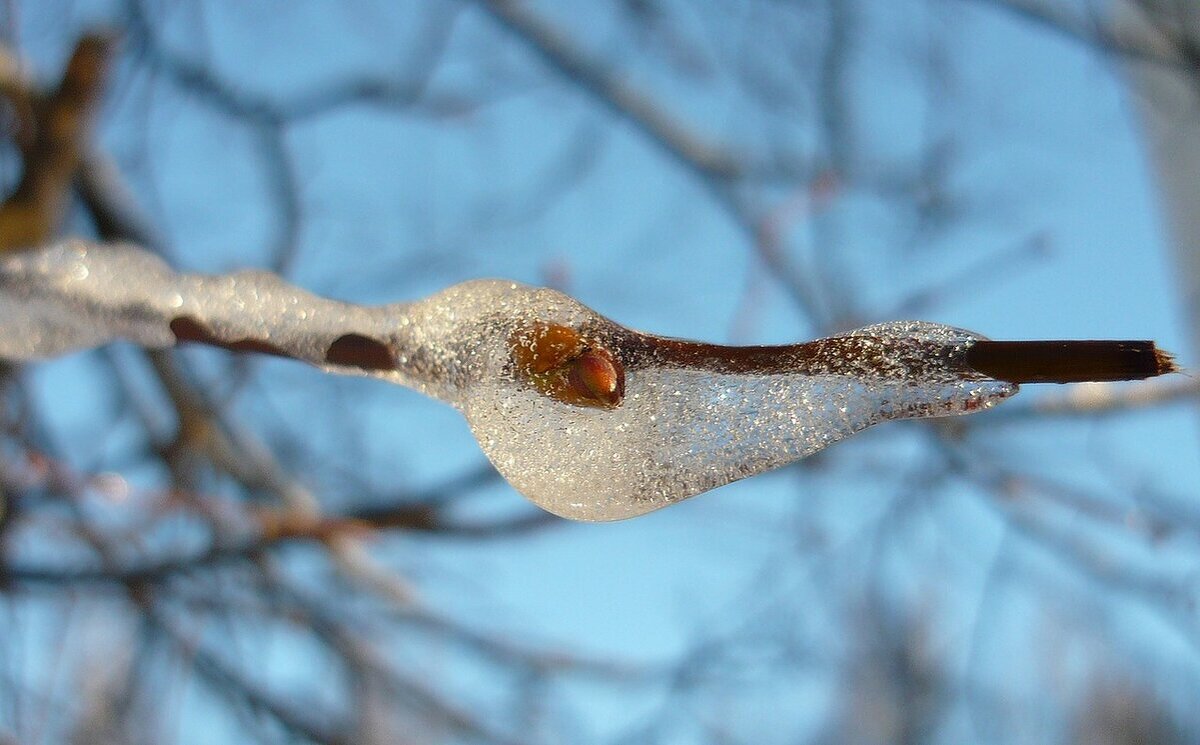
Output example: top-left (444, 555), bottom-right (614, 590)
top-left (0, 240), bottom-right (1018, 521)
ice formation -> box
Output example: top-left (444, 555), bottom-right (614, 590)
top-left (0, 240), bottom-right (1019, 520)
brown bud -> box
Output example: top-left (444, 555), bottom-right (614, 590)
top-left (567, 347), bottom-right (623, 408)
top-left (508, 322), bottom-right (625, 410)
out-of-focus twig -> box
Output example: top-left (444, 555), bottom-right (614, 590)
top-left (962, 0), bottom-right (1200, 80)
top-left (473, 0), bottom-right (826, 325)
top-left (475, 0), bottom-right (742, 179)
top-left (0, 33), bottom-right (115, 252)
top-left (982, 376), bottom-right (1199, 421)
top-left (137, 595), bottom-right (352, 745)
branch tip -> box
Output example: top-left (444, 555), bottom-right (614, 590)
top-left (965, 340), bottom-right (1178, 384)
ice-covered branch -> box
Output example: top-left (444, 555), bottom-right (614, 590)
top-left (0, 240), bottom-right (1174, 520)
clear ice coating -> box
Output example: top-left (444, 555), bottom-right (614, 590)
top-left (0, 240), bottom-right (1018, 521)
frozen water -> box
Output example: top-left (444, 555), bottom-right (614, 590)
top-left (0, 240), bottom-right (1018, 520)
top-left (464, 323), bottom-right (1015, 520)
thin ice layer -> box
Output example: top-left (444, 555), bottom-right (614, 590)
top-left (0, 240), bottom-right (1018, 521)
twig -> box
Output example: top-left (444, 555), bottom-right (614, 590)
top-left (982, 376), bottom-right (1199, 421)
top-left (0, 33), bottom-right (115, 251)
top-left (472, 0), bottom-right (824, 322)
top-left (136, 592), bottom-right (353, 745)
top-left (962, 0), bottom-right (1200, 80)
